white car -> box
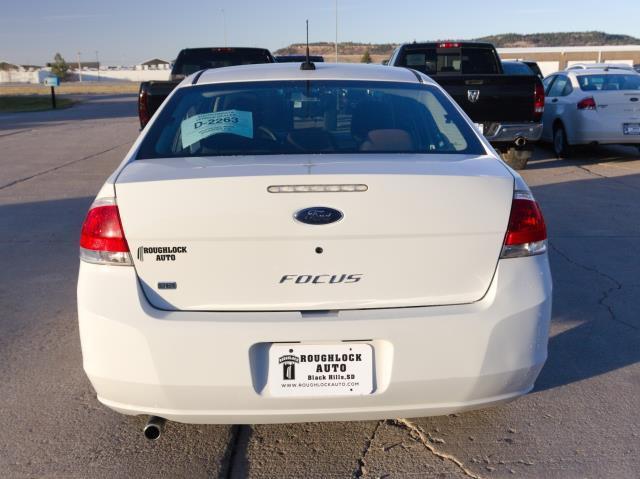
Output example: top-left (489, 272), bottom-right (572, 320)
top-left (542, 68), bottom-right (640, 157)
top-left (77, 62), bottom-right (552, 436)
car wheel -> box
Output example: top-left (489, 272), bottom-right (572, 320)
top-left (553, 125), bottom-right (571, 158)
top-left (501, 148), bottom-right (532, 170)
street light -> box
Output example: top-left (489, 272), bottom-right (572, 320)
top-left (335, 0), bottom-right (338, 63)
top-left (96, 50), bottom-right (100, 82)
top-left (220, 9), bottom-right (227, 47)
top-left (77, 51), bottom-right (83, 82)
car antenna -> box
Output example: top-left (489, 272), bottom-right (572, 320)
top-left (300, 19), bottom-right (316, 70)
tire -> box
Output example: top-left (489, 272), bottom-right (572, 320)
top-left (553, 124), bottom-right (571, 158)
top-left (501, 148), bottom-right (532, 170)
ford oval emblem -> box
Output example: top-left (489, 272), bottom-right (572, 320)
top-left (294, 207), bottom-right (343, 225)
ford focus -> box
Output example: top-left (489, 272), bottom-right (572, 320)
top-left (77, 62), bottom-right (552, 432)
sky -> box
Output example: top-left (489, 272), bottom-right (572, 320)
top-left (1, 0), bottom-right (639, 66)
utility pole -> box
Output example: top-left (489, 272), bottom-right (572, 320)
top-left (96, 50), bottom-right (100, 81)
top-left (77, 51), bottom-right (83, 82)
top-left (335, 0), bottom-right (338, 63)
top-left (221, 9), bottom-right (227, 47)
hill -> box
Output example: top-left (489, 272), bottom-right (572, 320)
top-left (274, 32), bottom-right (640, 63)
top-left (477, 31), bottom-right (640, 48)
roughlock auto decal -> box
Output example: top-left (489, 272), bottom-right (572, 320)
top-left (137, 246), bottom-right (187, 262)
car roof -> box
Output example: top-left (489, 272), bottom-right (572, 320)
top-left (190, 62), bottom-right (433, 86)
top-left (566, 63), bottom-right (634, 71)
top-left (549, 68), bottom-right (640, 79)
top-left (570, 68), bottom-right (639, 76)
top-left (400, 41), bottom-right (495, 49)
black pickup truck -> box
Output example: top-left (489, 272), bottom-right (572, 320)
top-left (138, 47), bottom-right (275, 128)
top-left (389, 42), bottom-right (544, 169)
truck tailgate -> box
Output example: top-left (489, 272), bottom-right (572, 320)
top-left (435, 75), bottom-right (539, 123)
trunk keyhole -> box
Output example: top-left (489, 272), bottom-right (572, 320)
top-left (315, 247), bottom-right (323, 254)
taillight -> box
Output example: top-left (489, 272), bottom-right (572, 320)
top-left (500, 191), bottom-right (547, 259)
top-left (533, 82), bottom-right (545, 121)
top-left (138, 88), bottom-right (150, 128)
top-left (577, 97), bottom-right (596, 110)
top-left (79, 198), bottom-right (132, 265)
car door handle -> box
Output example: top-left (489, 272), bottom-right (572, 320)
top-left (551, 99), bottom-right (558, 103)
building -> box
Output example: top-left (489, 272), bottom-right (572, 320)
top-left (498, 45), bottom-right (640, 76)
top-left (136, 58), bottom-right (171, 70)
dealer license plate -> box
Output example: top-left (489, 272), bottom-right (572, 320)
top-left (268, 343), bottom-right (373, 397)
top-left (623, 123), bottom-right (640, 135)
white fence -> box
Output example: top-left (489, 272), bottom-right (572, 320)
top-left (0, 68), bottom-right (170, 84)
top-left (0, 70), bottom-right (49, 84)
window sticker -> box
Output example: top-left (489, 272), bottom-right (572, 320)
top-left (180, 109), bottom-right (253, 148)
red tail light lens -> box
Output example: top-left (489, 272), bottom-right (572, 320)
top-left (533, 82), bottom-right (545, 121)
top-left (501, 191), bottom-right (547, 258)
top-left (138, 88), bottom-right (150, 128)
top-left (80, 199), bottom-right (131, 265)
top-left (577, 97), bottom-right (596, 110)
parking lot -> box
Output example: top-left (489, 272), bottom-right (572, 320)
top-left (0, 95), bottom-right (638, 478)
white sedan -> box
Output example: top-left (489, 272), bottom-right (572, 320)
top-left (542, 68), bottom-right (640, 157)
top-left (77, 62), bottom-right (551, 436)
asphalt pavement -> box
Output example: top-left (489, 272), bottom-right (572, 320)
top-left (1, 95), bottom-right (638, 478)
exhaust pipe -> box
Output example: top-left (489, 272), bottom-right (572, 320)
top-left (143, 416), bottom-right (166, 441)
top-left (514, 137), bottom-right (527, 147)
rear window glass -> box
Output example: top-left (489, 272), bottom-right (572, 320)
top-left (501, 62), bottom-right (533, 75)
top-left (400, 47), bottom-right (499, 75)
top-left (136, 81), bottom-right (485, 159)
top-left (173, 49), bottom-right (273, 77)
top-left (577, 74), bottom-right (640, 91)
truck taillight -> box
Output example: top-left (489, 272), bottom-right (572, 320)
top-left (79, 198), bottom-right (132, 266)
top-left (138, 88), bottom-right (150, 128)
top-left (500, 191), bottom-right (547, 259)
top-left (577, 97), bottom-right (596, 110)
top-left (534, 82), bottom-right (545, 121)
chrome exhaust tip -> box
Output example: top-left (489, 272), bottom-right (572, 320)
top-left (143, 416), bottom-right (166, 441)
top-left (514, 137), bottom-right (527, 147)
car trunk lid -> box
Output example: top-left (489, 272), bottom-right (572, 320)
top-left (115, 154), bottom-right (514, 311)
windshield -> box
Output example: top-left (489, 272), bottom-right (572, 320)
top-left (400, 47), bottom-right (500, 75)
top-left (577, 74), bottom-right (640, 91)
top-left (172, 49), bottom-right (273, 77)
top-left (136, 80), bottom-right (485, 159)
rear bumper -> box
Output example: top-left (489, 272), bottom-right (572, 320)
top-left (566, 113), bottom-right (640, 145)
top-left (77, 255), bottom-right (552, 424)
top-left (484, 122), bottom-right (543, 144)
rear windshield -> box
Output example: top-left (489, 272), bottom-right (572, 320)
top-left (501, 62), bottom-right (533, 75)
top-left (577, 74), bottom-right (640, 91)
top-left (400, 47), bottom-right (500, 75)
top-left (136, 80), bottom-right (485, 159)
top-left (173, 49), bottom-right (273, 77)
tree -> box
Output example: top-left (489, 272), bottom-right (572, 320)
top-left (360, 49), bottom-right (372, 64)
top-left (50, 53), bottom-right (70, 80)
